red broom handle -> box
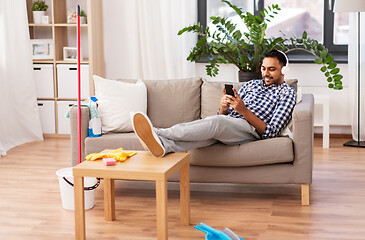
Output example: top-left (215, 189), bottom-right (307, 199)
top-left (77, 5), bottom-right (81, 164)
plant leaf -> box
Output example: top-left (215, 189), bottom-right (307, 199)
top-left (320, 50), bottom-right (327, 58)
top-left (314, 58), bottom-right (322, 64)
top-left (333, 74), bottom-right (343, 81)
top-left (302, 31), bottom-right (307, 39)
top-left (324, 54), bottom-right (334, 64)
top-left (330, 68), bottom-right (340, 74)
top-left (328, 62), bottom-right (337, 69)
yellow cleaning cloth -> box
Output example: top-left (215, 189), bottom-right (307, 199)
top-left (85, 148), bottom-right (137, 162)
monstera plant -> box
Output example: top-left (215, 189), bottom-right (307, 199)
top-left (178, 0), bottom-right (343, 90)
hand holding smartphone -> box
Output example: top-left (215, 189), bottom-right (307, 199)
top-left (225, 84), bottom-right (235, 96)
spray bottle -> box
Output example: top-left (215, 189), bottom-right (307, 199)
top-left (88, 97), bottom-right (102, 137)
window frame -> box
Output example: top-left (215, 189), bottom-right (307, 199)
top-left (197, 0), bottom-right (348, 63)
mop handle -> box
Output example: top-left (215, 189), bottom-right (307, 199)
top-left (77, 5), bottom-right (81, 164)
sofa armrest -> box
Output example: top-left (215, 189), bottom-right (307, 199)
top-left (70, 106), bottom-right (90, 166)
top-left (291, 94), bottom-right (314, 183)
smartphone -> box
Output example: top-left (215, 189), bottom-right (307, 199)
top-left (225, 84), bottom-right (235, 96)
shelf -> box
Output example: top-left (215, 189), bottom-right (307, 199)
top-left (28, 23), bottom-right (88, 27)
top-left (55, 59), bottom-right (89, 64)
top-left (29, 24), bottom-right (53, 27)
top-left (54, 23), bottom-right (88, 27)
top-left (33, 60), bottom-right (55, 63)
top-left (57, 98), bottom-right (88, 101)
top-left (37, 98), bottom-right (55, 101)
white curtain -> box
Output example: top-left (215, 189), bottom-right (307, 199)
top-left (0, 0), bottom-right (43, 157)
top-left (103, 0), bottom-right (197, 80)
top-left (348, 12), bottom-right (365, 141)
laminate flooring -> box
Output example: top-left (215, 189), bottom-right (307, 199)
top-left (0, 137), bottom-right (364, 240)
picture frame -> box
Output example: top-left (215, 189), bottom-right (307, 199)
top-left (63, 47), bottom-right (83, 61)
top-left (30, 39), bottom-right (54, 60)
top-left (41, 15), bottom-right (50, 24)
top-left (67, 10), bottom-right (77, 23)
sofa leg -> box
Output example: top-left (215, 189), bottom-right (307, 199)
top-left (301, 184), bottom-right (310, 206)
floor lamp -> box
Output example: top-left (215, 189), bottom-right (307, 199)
top-left (334, 0), bottom-right (365, 147)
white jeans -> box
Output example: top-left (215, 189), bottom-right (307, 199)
top-left (157, 115), bottom-right (260, 153)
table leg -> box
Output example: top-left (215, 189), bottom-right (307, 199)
top-left (156, 180), bottom-right (168, 240)
top-left (180, 162), bottom-right (190, 226)
top-left (74, 176), bottom-right (85, 240)
top-left (104, 178), bottom-right (115, 221)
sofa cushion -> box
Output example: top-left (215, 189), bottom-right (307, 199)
top-left (85, 132), bottom-right (293, 167)
top-left (189, 137), bottom-right (294, 167)
top-left (201, 79), bottom-right (298, 119)
top-left (94, 76), bottom-right (147, 133)
top-left (201, 80), bottom-right (245, 119)
top-left (143, 77), bottom-right (202, 128)
top-left (85, 132), bottom-right (144, 155)
top-left (116, 77), bottom-right (202, 128)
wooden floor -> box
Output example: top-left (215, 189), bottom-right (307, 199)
top-left (1, 137), bottom-right (365, 240)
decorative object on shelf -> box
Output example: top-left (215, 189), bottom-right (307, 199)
top-left (63, 47), bottom-right (82, 61)
top-left (178, 0), bottom-right (343, 89)
top-left (334, 0), bottom-right (365, 147)
top-left (67, 10), bottom-right (77, 23)
top-left (31, 0), bottom-right (48, 24)
top-left (30, 39), bottom-right (54, 59)
top-left (41, 15), bottom-right (50, 24)
top-left (80, 10), bottom-right (87, 24)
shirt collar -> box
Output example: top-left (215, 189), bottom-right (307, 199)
top-left (261, 79), bottom-right (286, 90)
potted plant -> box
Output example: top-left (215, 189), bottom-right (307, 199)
top-left (178, 0), bottom-right (343, 90)
top-left (32, 0), bottom-right (49, 24)
top-left (80, 10), bottom-right (87, 24)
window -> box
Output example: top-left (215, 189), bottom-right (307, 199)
top-left (198, 0), bottom-right (348, 62)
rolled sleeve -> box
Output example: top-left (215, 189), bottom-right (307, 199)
top-left (261, 90), bottom-right (296, 139)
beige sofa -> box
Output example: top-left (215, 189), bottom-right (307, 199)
top-left (70, 77), bottom-right (314, 205)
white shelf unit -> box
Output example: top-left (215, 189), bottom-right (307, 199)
top-left (27, 0), bottom-right (104, 135)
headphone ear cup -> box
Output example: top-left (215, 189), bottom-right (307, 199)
top-left (281, 66), bottom-right (289, 75)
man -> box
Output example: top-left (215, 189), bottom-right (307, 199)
top-left (131, 50), bottom-right (297, 158)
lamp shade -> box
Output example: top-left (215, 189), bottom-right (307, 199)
top-left (334, 0), bottom-right (365, 12)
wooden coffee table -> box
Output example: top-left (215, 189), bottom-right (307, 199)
top-left (73, 151), bottom-right (190, 240)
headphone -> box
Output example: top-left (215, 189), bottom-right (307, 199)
top-left (277, 50), bottom-right (290, 75)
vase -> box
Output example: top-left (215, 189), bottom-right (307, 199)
top-left (80, 17), bottom-right (87, 24)
top-left (238, 71), bottom-right (262, 82)
top-left (33, 11), bottom-right (46, 24)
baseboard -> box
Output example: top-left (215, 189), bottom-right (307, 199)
top-left (43, 134), bottom-right (70, 139)
top-left (314, 133), bottom-right (352, 138)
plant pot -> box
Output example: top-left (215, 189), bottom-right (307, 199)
top-left (238, 71), bottom-right (261, 82)
top-left (33, 11), bottom-right (46, 24)
top-left (80, 16), bottom-right (87, 24)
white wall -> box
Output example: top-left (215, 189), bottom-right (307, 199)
top-left (196, 63), bottom-right (351, 134)
top-left (100, 0), bottom-right (351, 135)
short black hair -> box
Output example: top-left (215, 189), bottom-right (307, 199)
top-left (264, 50), bottom-right (287, 66)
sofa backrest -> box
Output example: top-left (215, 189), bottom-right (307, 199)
top-left (201, 79), bottom-right (298, 119)
top-left (117, 77), bottom-right (202, 128)
top-left (143, 77), bottom-right (202, 128)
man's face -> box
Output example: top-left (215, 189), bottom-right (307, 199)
top-left (261, 57), bottom-right (285, 86)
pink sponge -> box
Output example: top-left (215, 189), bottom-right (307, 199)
top-left (103, 158), bottom-right (116, 166)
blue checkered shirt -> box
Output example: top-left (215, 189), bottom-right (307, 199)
top-left (228, 79), bottom-right (296, 139)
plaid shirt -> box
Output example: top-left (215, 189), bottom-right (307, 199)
top-left (228, 79), bottom-right (296, 139)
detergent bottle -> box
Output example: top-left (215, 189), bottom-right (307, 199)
top-left (88, 97), bottom-right (102, 137)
